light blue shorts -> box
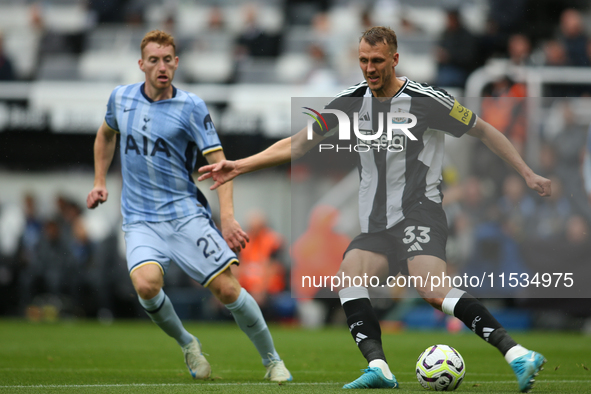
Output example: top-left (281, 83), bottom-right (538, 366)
top-left (123, 214), bottom-right (238, 287)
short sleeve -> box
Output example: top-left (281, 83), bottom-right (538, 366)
top-left (425, 87), bottom-right (476, 138)
top-left (104, 88), bottom-right (119, 131)
top-left (188, 100), bottom-right (222, 155)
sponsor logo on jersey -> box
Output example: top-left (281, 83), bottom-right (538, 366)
top-left (358, 132), bottom-right (407, 152)
top-left (125, 135), bottom-right (171, 157)
top-left (391, 108), bottom-right (408, 124)
top-left (203, 114), bottom-right (216, 132)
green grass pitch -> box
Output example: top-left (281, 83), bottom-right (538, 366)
top-left (0, 320), bottom-right (590, 393)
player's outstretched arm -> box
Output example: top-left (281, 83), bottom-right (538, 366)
top-left (87, 121), bottom-right (117, 209)
top-left (467, 117), bottom-right (551, 197)
top-left (198, 126), bottom-right (324, 190)
top-left (204, 149), bottom-right (249, 253)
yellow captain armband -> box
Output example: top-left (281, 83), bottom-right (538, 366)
top-left (449, 99), bottom-right (473, 126)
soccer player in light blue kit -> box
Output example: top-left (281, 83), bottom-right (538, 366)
top-left (86, 30), bottom-right (291, 382)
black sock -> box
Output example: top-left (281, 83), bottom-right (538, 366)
top-left (453, 293), bottom-right (517, 356)
top-left (342, 298), bottom-right (386, 363)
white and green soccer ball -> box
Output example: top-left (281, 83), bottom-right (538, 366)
top-left (416, 344), bottom-right (465, 391)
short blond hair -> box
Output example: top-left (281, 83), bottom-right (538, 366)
top-left (140, 30), bottom-right (176, 57)
top-left (360, 26), bottom-right (398, 54)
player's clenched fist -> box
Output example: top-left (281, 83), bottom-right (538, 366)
top-left (87, 186), bottom-right (108, 209)
top-left (525, 174), bottom-right (552, 197)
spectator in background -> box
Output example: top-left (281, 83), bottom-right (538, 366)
top-left (533, 176), bottom-right (572, 239)
top-left (522, 215), bottom-right (591, 301)
top-left (537, 143), bottom-right (557, 179)
top-left (507, 34), bottom-right (533, 66)
top-left (472, 77), bottom-right (527, 193)
top-left (122, 0), bottom-right (145, 26)
top-left (548, 102), bottom-right (591, 223)
top-left (444, 176), bottom-right (497, 270)
top-left (15, 194), bottom-right (43, 299)
top-left (488, 0), bottom-right (527, 38)
top-left (160, 15), bottom-right (193, 55)
top-left (558, 9), bottom-right (590, 67)
top-left (235, 210), bottom-right (285, 316)
top-left (435, 10), bottom-right (479, 87)
top-left (480, 77), bottom-right (527, 154)
top-left (498, 174), bottom-right (537, 242)
top-left (292, 205), bottom-right (350, 328)
top-left (360, 9), bottom-right (373, 31)
top-left (86, 0), bottom-right (133, 24)
top-left (235, 4), bottom-right (281, 58)
top-left (208, 6), bottom-right (225, 30)
top-left (551, 102), bottom-right (588, 177)
top-left (478, 17), bottom-right (508, 64)
top-left (0, 31), bottom-right (15, 81)
top-left (542, 40), bottom-right (573, 95)
top-left (398, 13), bottom-right (422, 35)
top-left (543, 40), bottom-right (568, 66)
top-left (19, 218), bottom-right (75, 310)
top-left (303, 43), bottom-right (338, 87)
top-left (30, 4), bottom-right (85, 79)
top-left (51, 197), bottom-right (92, 308)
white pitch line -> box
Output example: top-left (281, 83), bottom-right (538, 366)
top-left (0, 380), bottom-right (590, 389)
top-left (0, 368), bottom-right (332, 374)
top-left (1, 368), bottom-right (589, 378)
top-left (0, 383), bottom-right (336, 389)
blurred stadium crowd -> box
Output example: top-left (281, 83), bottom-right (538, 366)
top-left (0, 0), bottom-right (591, 85)
top-left (1, 0), bottom-right (591, 331)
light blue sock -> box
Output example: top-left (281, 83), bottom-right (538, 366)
top-left (226, 288), bottom-right (280, 366)
top-left (138, 289), bottom-right (194, 347)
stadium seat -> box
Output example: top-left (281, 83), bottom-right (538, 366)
top-left (396, 52), bottom-right (436, 84)
top-left (282, 27), bottom-right (316, 54)
top-left (224, 4), bottom-right (284, 34)
top-left (405, 7), bottom-right (446, 36)
top-left (78, 51), bottom-right (141, 82)
top-left (275, 53), bottom-right (312, 84)
top-left (328, 6), bottom-right (362, 34)
top-left (235, 58), bottom-right (278, 84)
top-left (37, 54), bottom-right (80, 80)
top-left (397, 36), bottom-right (436, 55)
top-left (4, 28), bottom-right (40, 79)
top-left (175, 4), bottom-right (211, 36)
top-left (42, 4), bottom-right (88, 33)
top-left (191, 31), bottom-right (234, 53)
top-left (0, 4), bottom-right (29, 30)
top-left (84, 26), bottom-right (145, 52)
top-left (182, 51), bottom-right (234, 84)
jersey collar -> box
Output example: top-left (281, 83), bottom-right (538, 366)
top-left (140, 83), bottom-right (177, 103)
top-left (367, 76), bottom-right (409, 100)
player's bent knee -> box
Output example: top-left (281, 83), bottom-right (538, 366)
top-left (208, 268), bottom-right (241, 304)
top-left (134, 279), bottom-right (162, 300)
top-left (130, 263), bottom-right (164, 300)
top-left (212, 284), bottom-right (241, 305)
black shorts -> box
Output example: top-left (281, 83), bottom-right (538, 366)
top-left (344, 200), bottom-right (448, 275)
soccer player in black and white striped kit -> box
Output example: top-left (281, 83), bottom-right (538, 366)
top-left (199, 26), bottom-right (550, 392)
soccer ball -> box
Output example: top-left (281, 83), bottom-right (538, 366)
top-left (416, 344), bottom-right (465, 391)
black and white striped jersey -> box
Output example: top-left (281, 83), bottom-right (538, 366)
top-left (312, 77), bottom-right (477, 233)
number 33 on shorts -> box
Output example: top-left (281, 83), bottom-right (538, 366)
top-left (402, 226), bottom-right (431, 244)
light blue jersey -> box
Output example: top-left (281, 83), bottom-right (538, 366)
top-left (105, 83), bottom-right (221, 224)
